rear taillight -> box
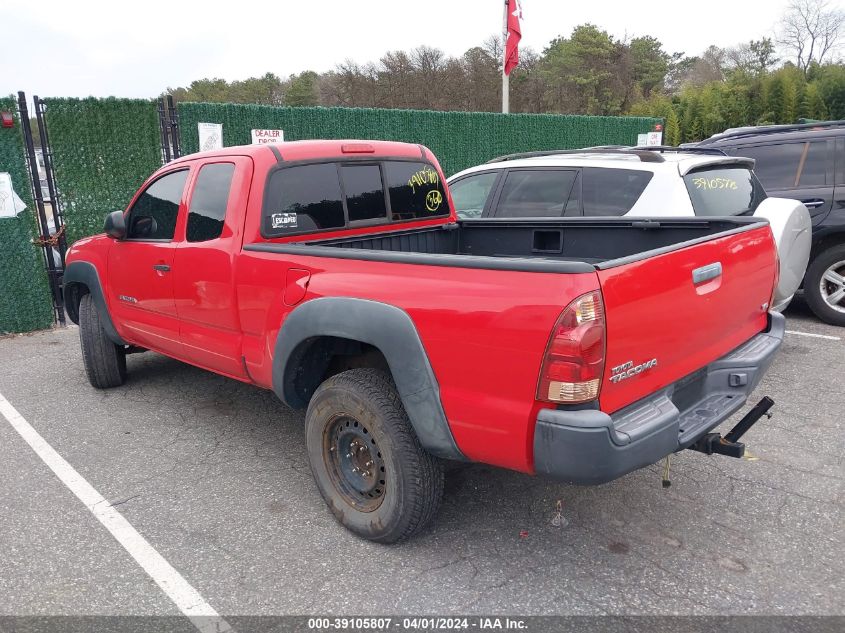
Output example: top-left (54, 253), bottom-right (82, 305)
top-left (537, 290), bottom-right (606, 404)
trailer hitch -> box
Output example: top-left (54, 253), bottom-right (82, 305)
top-left (689, 396), bottom-right (774, 458)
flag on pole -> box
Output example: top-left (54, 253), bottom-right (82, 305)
top-left (504, 0), bottom-right (523, 76)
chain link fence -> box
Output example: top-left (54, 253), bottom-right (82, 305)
top-left (178, 103), bottom-right (661, 176)
top-left (43, 98), bottom-right (162, 246)
top-left (1, 96), bottom-right (660, 334)
top-left (0, 96), bottom-right (54, 334)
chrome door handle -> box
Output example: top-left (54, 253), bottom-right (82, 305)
top-left (152, 264), bottom-right (171, 272)
top-left (801, 199), bottom-right (825, 209)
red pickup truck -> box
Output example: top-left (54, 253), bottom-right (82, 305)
top-left (63, 140), bottom-right (784, 542)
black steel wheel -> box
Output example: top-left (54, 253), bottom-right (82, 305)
top-left (323, 414), bottom-right (387, 512)
top-left (305, 368), bottom-right (444, 543)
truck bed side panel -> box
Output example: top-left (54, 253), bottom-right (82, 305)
top-left (236, 251), bottom-right (599, 472)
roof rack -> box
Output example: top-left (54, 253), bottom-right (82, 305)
top-left (486, 148), bottom-right (667, 164)
top-left (632, 145), bottom-right (727, 156)
top-left (696, 120), bottom-right (845, 145)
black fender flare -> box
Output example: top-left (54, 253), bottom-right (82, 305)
top-left (273, 297), bottom-right (465, 461)
top-left (63, 261), bottom-right (126, 345)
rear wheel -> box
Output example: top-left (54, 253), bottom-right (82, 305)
top-left (805, 244), bottom-right (845, 326)
top-left (78, 293), bottom-right (127, 388)
top-left (305, 368), bottom-right (444, 543)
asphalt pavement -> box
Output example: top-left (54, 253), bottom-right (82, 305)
top-left (0, 298), bottom-right (842, 620)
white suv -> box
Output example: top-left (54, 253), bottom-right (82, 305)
top-left (448, 147), bottom-right (811, 311)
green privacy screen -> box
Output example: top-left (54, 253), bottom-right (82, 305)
top-left (178, 103), bottom-right (661, 176)
top-left (44, 98), bottom-right (162, 246)
top-left (0, 96), bottom-right (54, 334)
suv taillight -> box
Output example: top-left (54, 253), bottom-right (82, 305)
top-left (537, 291), bottom-right (606, 404)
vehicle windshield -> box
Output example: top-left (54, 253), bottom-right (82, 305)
top-left (683, 167), bottom-right (767, 216)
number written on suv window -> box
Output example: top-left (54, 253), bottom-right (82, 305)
top-left (683, 167), bottom-right (767, 216)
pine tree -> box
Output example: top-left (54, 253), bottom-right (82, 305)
top-left (801, 83), bottom-right (829, 120)
top-left (764, 75), bottom-right (786, 123)
top-left (665, 107), bottom-right (681, 145)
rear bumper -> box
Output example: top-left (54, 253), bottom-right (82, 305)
top-left (533, 312), bottom-right (785, 485)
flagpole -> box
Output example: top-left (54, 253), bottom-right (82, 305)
top-left (502, 0), bottom-right (509, 114)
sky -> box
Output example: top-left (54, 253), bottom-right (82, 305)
top-left (0, 0), bottom-right (819, 99)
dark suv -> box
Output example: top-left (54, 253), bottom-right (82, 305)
top-left (692, 121), bottom-right (845, 325)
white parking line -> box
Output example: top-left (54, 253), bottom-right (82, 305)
top-left (0, 391), bottom-right (232, 633)
top-left (785, 329), bottom-right (841, 341)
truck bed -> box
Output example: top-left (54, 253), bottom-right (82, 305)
top-left (245, 217), bottom-right (767, 272)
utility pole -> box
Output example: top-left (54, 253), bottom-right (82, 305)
top-left (502, 0), bottom-right (509, 114)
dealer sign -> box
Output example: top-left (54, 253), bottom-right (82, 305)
top-left (251, 129), bottom-right (284, 144)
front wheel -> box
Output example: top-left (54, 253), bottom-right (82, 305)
top-left (305, 368), bottom-right (444, 543)
top-left (78, 293), bottom-right (127, 388)
top-left (804, 245), bottom-right (845, 326)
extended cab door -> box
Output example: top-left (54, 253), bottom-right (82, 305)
top-left (107, 168), bottom-right (189, 355)
top-left (172, 157), bottom-right (253, 377)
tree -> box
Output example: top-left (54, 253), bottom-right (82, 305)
top-left (727, 39), bottom-right (780, 75)
top-left (801, 81), bottom-right (829, 119)
top-left (629, 36), bottom-right (671, 98)
top-left (664, 107), bottom-right (681, 145)
top-left (815, 63), bottom-right (845, 118)
top-left (687, 46), bottom-right (727, 86)
top-left (778, 0), bottom-right (845, 75)
top-left (284, 71), bottom-right (319, 107)
top-left (664, 53), bottom-right (697, 93)
top-left (540, 25), bottom-right (627, 115)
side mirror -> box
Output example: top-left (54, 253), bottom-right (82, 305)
top-left (104, 210), bottom-right (126, 239)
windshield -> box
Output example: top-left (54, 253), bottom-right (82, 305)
top-left (684, 167), bottom-right (767, 216)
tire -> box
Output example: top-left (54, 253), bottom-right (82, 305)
top-left (804, 244), bottom-right (845, 327)
top-left (78, 293), bottom-right (127, 388)
top-left (305, 368), bottom-right (444, 543)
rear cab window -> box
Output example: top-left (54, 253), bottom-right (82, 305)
top-left (262, 160), bottom-right (449, 237)
top-left (683, 167), bottom-right (767, 216)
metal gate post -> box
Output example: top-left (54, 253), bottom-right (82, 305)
top-left (157, 97), bottom-right (172, 163)
top-left (33, 96), bottom-right (67, 270)
top-left (167, 95), bottom-right (181, 159)
top-left (17, 91), bottom-right (65, 326)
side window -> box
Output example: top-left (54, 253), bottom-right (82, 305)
top-left (450, 172), bottom-right (499, 219)
top-left (384, 162), bottom-right (450, 220)
top-left (340, 164), bottom-right (387, 223)
top-left (263, 163), bottom-right (345, 236)
top-left (186, 163), bottom-right (235, 242)
top-left (582, 168), bottom-right (652, 216)
top-left (733, 142), bottom-right (829, 190)
top-left (495, 169), bottom-right (578, 218)
top-left (126, 170), bottom-right (189, 240)
top-left (797, 141), bottom-right (828, 186)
